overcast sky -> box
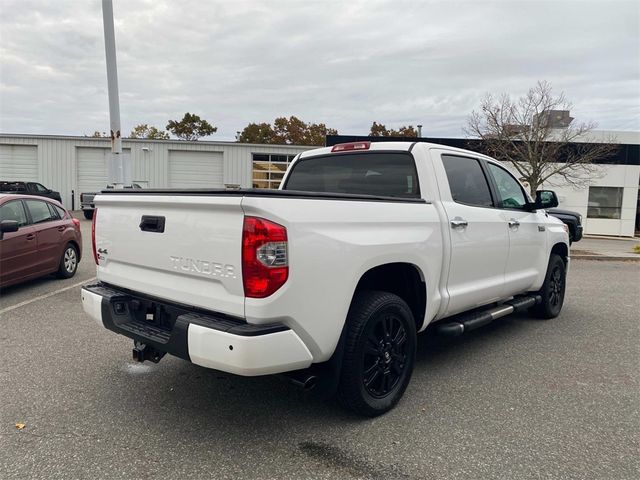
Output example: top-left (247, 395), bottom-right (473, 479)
top-left (0, 0), bottom-right (638, 141)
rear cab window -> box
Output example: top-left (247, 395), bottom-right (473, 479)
top-left (0, 182), bottom-right (27, 193)
top-left (283, 152), bottom-right (420, 198)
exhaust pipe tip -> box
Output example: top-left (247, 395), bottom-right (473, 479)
top-left (302, 375), bottom-right (318, 391)
top-left (283, 372), bottom-right (319, 391)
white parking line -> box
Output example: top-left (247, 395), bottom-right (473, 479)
top-left (0, 277), bottom-right (96, 316)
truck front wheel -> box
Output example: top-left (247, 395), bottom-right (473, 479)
top-left (337, 291), bottom-right (416, 417)
top-left (531, 254), bottom-right (566, 319)
top-left (83, 210), bottom-right (94, 220)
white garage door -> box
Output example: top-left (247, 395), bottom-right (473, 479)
top-left (77, 147), bottom-right (109, 194)
top-left (168, 150), bottom-right (224, 188)
top-left (77, 147), bottom-right (132, 193)
top-left (0, 145), bottom-right (38, 180)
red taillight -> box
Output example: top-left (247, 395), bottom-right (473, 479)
top-left (242, 216), bottom-right (288, 298)
top-left (72, 218), bottom-right (81, 229)
top-left (331, 141), bottom-right (370, 152)
top-left (91, 209), bottom-right (99, 265)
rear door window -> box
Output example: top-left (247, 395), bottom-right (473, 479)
top-left (25, 200), bottom-right (56, 224)
top-left (284, 152), bottom-right (420, 198)
top-left (441, 155), bottom-right (494, 207)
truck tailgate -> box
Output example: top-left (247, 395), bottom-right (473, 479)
top-left (93, 194), bottom-right (245, 317)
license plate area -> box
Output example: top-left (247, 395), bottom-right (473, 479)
top-left (109, 295), bottom-right (184, 333)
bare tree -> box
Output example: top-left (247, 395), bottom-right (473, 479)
top-left (466, 81), bottom-right (617, 195)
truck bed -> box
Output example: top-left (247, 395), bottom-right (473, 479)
top-left (97, 188), bottom-right (427, 203)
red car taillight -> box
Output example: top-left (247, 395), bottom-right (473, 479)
top-left (72, 218), bottom-right (81, 229)
top-left (242, 216), bottom-right (288, 298)
top-left (91, 209), bottom-right (99, 265)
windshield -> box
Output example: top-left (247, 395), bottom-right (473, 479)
top-left (283, 152), bottom-right (420, 198)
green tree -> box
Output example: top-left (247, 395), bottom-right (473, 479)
top-left (129, 124), bottom-right (170, 140)
top-left (237, 122), bottom-right (276, 144)
top-left (237, 116), bottom-right (337, 146)
top-left (369, 122), bottom-right (418, 137)
top-left (89, 130), bottom-right (108, 138)
top-left (166, 113), bottom-right (217, 141)
top-left (466, 81), bottom-right (617, 195)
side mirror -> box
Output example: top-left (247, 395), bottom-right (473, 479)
top-left (0, 220), bottom-right (19, 240)
top-left (534, 190), bottom-right (559, 209)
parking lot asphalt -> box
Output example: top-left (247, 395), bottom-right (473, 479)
top-left (1, 218), bottom-right (638, 480)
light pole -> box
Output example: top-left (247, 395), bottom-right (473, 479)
top-left (101, 0), bottom-right (130, 184)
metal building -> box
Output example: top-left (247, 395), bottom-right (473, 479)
top-left (0, 134), bottom-right (310, 210)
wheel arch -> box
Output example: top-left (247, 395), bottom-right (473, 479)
top-left (65, 239), bottom-right (82, 262)
top-left (352, 262), bottom-right (427, 332)
top-left (551, 242), bottom-right (569, 265)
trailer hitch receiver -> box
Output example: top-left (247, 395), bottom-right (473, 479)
top-left (132, 341), bottom-right (166, 363)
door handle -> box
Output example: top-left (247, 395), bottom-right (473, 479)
top-left (450, 218), bottom-right (468, 229)
top-left (139, 215), bottom-right (166, 233)
top-left (26, 234), bottom-right (35, 240)
top-left (508, 219), bottom-right (520, 228)
top-left (57, 226), bottom-right (65, 232)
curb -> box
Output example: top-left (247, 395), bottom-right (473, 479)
top-left (571, 255), bottom-right (640, 262)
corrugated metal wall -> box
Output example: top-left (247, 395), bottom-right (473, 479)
top-left (0, 135), bottom-right (310, 209)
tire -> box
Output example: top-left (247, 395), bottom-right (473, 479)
top-left (83, 210), bottom-right (94, 220)
top-left (337, 291), bottom-right (417, 417)
top-left (57, 243), bottom-right (79, 279)
top-left (531, 254), bottom-right (566, 319)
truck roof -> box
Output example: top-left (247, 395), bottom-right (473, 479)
top-left (298, 141), bottom-right (496, 163)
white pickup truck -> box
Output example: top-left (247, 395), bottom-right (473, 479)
top-left (82, 141), bottom-right (569, 416)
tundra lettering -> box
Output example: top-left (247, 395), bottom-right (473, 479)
top-left (169, 256), bottom-right (236, 278)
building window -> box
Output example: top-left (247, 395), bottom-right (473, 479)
top-left (252, 153), bottom-right (297, 189)
top-left (587, 187), bottom-right (624, 219)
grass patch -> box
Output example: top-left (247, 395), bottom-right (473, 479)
top-left (633, 244), bottom-right (640, 254)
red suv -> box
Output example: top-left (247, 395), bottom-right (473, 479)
top-left (0, 194), bottom-right (82, 288)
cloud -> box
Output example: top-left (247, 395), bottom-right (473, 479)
top-left (0, 0), bottom-right (638, 139)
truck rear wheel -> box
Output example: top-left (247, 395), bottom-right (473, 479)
top-left (337, 291), bottom-right (416, 417)
top-left (531, 254), bottom-right (566, 319)
top-left (83, 210), bottom-right (94, 220)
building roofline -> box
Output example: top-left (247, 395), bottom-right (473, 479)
top-left (0, 133), bottom-right (315, 149)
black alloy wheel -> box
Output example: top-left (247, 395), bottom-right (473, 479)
top-left (337, 290), bottom-right (417, 417)
top-left (362, 314), bottom-right (409, 398)
top-left (531, 253), bottom-right (566, 319)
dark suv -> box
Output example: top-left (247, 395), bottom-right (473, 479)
top-left (0, 181), bottom-right (62, 203)
top-left (547, 208), bottom-right (583, 244)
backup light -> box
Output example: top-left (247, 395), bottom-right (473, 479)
top-left (331, 142), bottom-right (370, 152)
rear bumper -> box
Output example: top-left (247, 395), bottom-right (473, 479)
top-left (81, 283), bottom-right (312, 376)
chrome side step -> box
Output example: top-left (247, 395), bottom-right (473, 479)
top-left (435, 295), bottom-right (541, 337)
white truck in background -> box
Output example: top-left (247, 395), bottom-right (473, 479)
top-left (82, 141), bottom-right (569, 416)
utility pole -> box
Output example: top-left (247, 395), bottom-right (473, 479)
top-left (417, 125), bottom-right (423, 137)
top-left (101, 0), bottom-right (130, 184)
